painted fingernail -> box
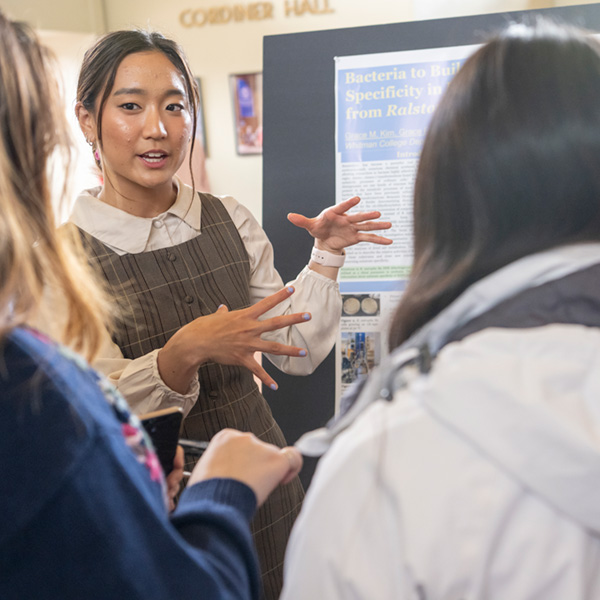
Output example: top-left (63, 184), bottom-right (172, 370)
top-left (218, 304), bottom-right (225, 309)
top-left (287, 286), bottom-right (295, 294)
top-left (299, 350), bottom-right (307, 356)
top-left (270, 383), bottom-right (278, 390)
top-left (303, 313), bottom-right (311, 320)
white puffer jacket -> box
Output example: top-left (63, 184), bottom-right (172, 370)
top-left (282, 243), bottom-right (600, 600)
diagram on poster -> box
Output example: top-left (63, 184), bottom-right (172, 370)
top-left (335, 43), bottom-right (479, 402)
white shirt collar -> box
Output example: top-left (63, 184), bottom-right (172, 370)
top-left (69, 176), bottom-right (202, 254)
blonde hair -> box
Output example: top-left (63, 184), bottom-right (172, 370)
top-left (0, 13), bottom-right (111, 360)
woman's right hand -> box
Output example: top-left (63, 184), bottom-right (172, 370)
top-left (187, 429), bottom-right (303, 506)
top-left (157, 286), bottom-right (310, 393)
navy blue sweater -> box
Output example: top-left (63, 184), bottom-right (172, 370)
top-left (0, 328), bottom-right (260, 599)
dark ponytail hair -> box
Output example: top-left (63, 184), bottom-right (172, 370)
top-left (389, 20), bottom-right (600, 350)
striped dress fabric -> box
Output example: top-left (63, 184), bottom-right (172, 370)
top-left (80, 193), bottom-right (304, 599)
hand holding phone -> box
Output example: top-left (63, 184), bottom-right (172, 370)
top-left (140, 407), bottom-right (183, 474)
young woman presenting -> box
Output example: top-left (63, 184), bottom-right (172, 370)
top-left (68, 29), bottom-right (392, 598)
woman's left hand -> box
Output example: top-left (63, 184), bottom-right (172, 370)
top-left (287, 196), bottom-right (393, 253)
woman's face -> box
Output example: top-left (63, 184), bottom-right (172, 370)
top-left (96, 51), bottom-right (193, 200)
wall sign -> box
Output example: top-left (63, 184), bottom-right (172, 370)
top-left (180, 0), bottom-right (335, 27)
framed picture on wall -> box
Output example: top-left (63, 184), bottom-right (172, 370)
top-left (194, 77), bottom-right (208, 156)
top-left (229, 72), bottom-right (263, 155)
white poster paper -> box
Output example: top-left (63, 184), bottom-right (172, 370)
top-left (335, 43), bottom-right (480, 402)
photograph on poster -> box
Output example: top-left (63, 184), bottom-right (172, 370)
top-left (342, 293), bottom-right (381, 317)
top-left (229, 72), bottom-right (263, 155)
top-left (340, 331), bottom-right (381, 385)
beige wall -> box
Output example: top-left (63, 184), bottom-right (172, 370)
top-left (4, 0), bottom-right (597, 220)
top-left (1, 0), bottom-right (106, 33)
top-left (37, 30), bottom-right (99, 222)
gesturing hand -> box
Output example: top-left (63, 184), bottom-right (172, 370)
top-left (158, 286), bottom-right (311, 393)
top-left (287, 196), bottom-right (393, 254)
top-left (198, 288), bottom-right (311, 387)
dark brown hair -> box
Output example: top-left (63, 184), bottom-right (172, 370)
top-left (389, 21), bottom-right (600, 349)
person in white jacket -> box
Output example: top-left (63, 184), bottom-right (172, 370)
top-left (282, 20), bottom-right (600, 600)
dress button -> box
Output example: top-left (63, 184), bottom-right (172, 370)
top-left (152, 220), bottom-right (164, 229)
top-left (208, 391), bottom-right (218, 399)
top-left (167, 253), bottom-right (177, 262)
top-left (184, 295), bottom-right (194, 304)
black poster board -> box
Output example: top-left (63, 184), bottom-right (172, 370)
top-left (262, 3), bottom-right (600, 488)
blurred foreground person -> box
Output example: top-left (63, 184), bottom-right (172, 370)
top-left (283, 20), bottom-right (600, 600)
top-left (0, 12), bottom-right (301, 600)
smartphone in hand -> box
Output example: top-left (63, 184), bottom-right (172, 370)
top-left (140, 407), bottom-right (183, 475)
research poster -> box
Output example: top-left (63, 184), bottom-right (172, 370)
top-left (335, 43), bottom-right (479, 401)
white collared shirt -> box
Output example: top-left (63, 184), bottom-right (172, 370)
top-left (69, 178), bottom-right (202, 255)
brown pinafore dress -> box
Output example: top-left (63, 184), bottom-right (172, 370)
top-left (80, 193), bottom-right (304, 599)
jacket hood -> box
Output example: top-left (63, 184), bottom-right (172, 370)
top-left (298, 242), bottom-right (600, 533)
top-left (417, 323), bottom-right (600, 534)
top-left (406, 242), bottom-right (600, 533)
